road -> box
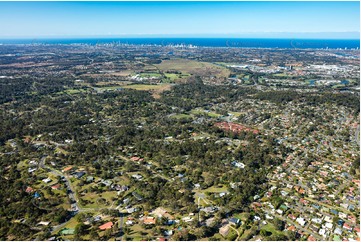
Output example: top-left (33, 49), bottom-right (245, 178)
top-left (119, 213), bottom-right (124, 241)
top-left (39, 156), bottom-right (85, 232)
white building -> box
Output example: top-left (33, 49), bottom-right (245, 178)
top-left (296, 217), bottom-right (306, 226)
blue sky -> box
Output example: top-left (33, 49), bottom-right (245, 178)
top-left (0, 1), bottom-right (359, 38)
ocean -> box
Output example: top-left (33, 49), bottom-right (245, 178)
top-left (0, 38), bottom-right (359, 49)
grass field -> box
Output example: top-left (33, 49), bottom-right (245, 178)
top-left (164, 73), bottom-right (190, 82)
top-left (155, 59), bottom-right (230, 80)
top-left (190, 109), bottom-right (222, 118)
top-left (202, 185), bottom-right (228, 193)
top-left (138, 72), bottom-right (162, 78)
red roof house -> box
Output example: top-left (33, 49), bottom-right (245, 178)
top-left (25, 187), bottom-right (34, 193)
top-left (143, 217), bottom-right (156, 225)
top-left (99, 221), bottom-right (113, 230)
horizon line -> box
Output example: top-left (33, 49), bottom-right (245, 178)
top-left (0, 33), bottom-right (360, 40)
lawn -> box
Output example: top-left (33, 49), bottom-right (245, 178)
top-left (125, 223), bottom-right (152, 239)
top-left (259, 222), bottom-right (289, 240)
top-left (80, 191), bottom-right (118, 209)
top-left (233, 212), bottom-right (251, 222)
top-left (261, 223), bottom-right (278, 235)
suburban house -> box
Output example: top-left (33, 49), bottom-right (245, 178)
top-left (296, 217), bottom-right (307, 226)
top-left (42, 178), bottom-right (52, 183)
top-left (25, 187), bottom-right (34, 193)
top-left (51, 184), bottom-right (61, 190)
top-left (74, 171), bottom-right (86, 179)
top-left (229, 217), bottom-right (240, 225)
top-left (143, 217), bottom-right (156, 225)
top-left (62, 166), bottom-right (73, 173)
top-left (99, 221), bottom-right (114, 230)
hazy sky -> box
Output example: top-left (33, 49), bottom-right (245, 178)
top-left (0, 1), bottom-right (359, 38)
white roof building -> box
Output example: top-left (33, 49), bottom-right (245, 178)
top-left (296, 217), bottom-right (306, 226)
top-left (325, 222), bottom-right (333, 230)
top-left (126, 220), bottom-right (134, 225)
top-left (42, 178), bottom-right (52, 183)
